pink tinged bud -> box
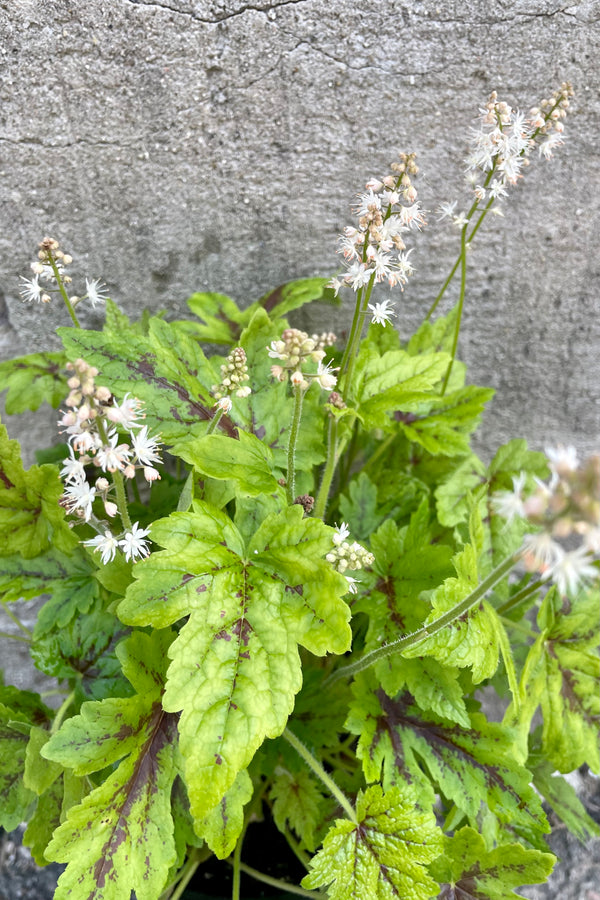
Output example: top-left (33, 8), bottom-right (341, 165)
top-left (143, 466), bottom-right (161, 483)
top-left (290, 371), bottom-right (305, 387)
top-left (104, 501), bottom-right (118, 517)
top-left (123, 464), bottom-right (136, 479)
top-left (95, 477), bottom-right (110, 491)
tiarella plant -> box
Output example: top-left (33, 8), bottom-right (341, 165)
top-left (0, 81), bottom-right (598, 900)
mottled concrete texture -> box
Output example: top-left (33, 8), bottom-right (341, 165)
top-left (0, 0), bottom-right (599, 464)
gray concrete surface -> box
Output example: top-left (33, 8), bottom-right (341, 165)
top-left (0, 0), bottom-right (599, 466)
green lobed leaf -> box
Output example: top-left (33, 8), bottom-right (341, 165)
top-left (257, 276), bottom-right (338, 319)
top-left (0, 351), bottom-right (68, 413)
top-left (506, 587), bottom-right (600, 773)
top-left (58, 317), bottom-right (236, 442)
top-left (0, 548), bottom-right (98, 635)
top-left (399, 386), bottom-right (495, 457)
top-left (0, 419), bottom-right (77, 558)
top-left (402, 513), bottom-right (502, 684)
top-left (302, 783), bottom-right (442, 899)
top-left (172, 429), bottom-right (283, 497)
top-left (198, 767), bottom-right (253, 859)
top-left (338, 471), bottom-right (386, 541)
top-left (42, 630), bottom-right (180, 900)
top-left (179, 291), bottom-right (250, 344)
top-left (353, 345), bottom-right (450, 430)
top-left (348, 681), bottom-right (549, 849)
top-left (269, 767), bottom-right (329, 852)
top-left (406, 306), bottom-right (459, 357)
top-left (430, 826), bottom-right (555, 899)
top-left (117, 503), bottom-right (351, 823)
top-left (31, 604), bottom-right (131, 702)
top-left (0, 685), bottom-right (51, 830)
top-left (531, 758), bottom-right (600, 843)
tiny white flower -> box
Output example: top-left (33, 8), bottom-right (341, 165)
top-left (521, 531), bottom-right (563, 575)
top-left (96, 433), bottom-right (132, 473)
top-left (83, 530), bottom-right (119, 564)
top-left (84, 278), bottom-right (108, 308)
top-left (437, 201), bottom-right (458, 222)
top-left (60, 448), bottom-right (86, 483)
top-left (333, 522), bottom-right (351, 546)
top-left (63, 477), bottom-right (96, 522)
top-left (130, 425), bottom-right (162, 468)
top-left (105, 393), bottom-right (145, 429)
top-left (345, 575), bottom-right (360, 594)
top-left (315, 359), bottom-right (338, 391)
top-left (119, 522), bottom-right (151, 562)
top-left (19, 274), bottom-right (44, 303)
top-left (368, 299), bottom-right (396, 327)
top-left (549, 546), bottom-right (597, 596)
top-left (492, 473), bottom-right (527, 523)
top-left (545, 445), bottom-right (579, 476)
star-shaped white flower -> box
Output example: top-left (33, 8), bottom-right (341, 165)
top-left (368, 299), bottom-right (396, 327)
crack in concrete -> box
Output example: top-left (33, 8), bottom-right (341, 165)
top-left (0, 136), bottom-right (140, 149)
top-left (122, 0), bottom-right (309, 25)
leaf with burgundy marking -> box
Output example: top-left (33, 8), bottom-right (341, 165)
top-left (506, 586), bottom-right (600, 773)
top-left (348, 680), bottom-right (549, 849)
top-left (41, 630), bottom-right (180, 900)
top-left (0, 351), bottom-right (68, 413)
top-left (430, 826), bottom-right (555, 899)
top-left (0, 684), bottom-right (51, 831)
top-left (117, 503), bottom-right (351, 824)
top-left (256, 276), bottom-right (337, 319)
top-left (302, 783), bottom-right (441, 899)
top-left (58, 317), bottom-right (236, 442)
top-left (0, 419), bottom-right (77, 558)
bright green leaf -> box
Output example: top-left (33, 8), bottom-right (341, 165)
top-left (0, 351), bottom-right (68, 413)
top-left (199, 767), bottom-right (253, 858)
top-left (118, 504), bottom-right (351, 824)
top-left (302, 783), bottom-right (442, 899)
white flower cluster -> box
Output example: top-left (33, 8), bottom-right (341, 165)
top-left (326, 523), bottom-right (375, 594)
top-left (268, 328), bottom-right (338, 391)
top-left (19, 236), bottom-right (107, 308)
top-left (211, 347), bottom-right (252, 414)
top-left (493, 445), bottom-right (600, 596)
top-left (329, 153), bottom-right (423, 324)
top-left (58, 358), bottom-right (161, 562)
top-left (439, 84), bottom-right (573, 227)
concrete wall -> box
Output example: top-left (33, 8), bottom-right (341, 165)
top-left (1, 0), bottom-right (599, 465)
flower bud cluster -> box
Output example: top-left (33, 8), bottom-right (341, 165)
top-left (493, 446), bottom-right (599, 596)
top-left (19, 236), bottom-right (107, 308)
top-left (329, 153), bottom-right (422, 311)
top-left (529, 82), bottom-right (573, 159)
top-left (268, 329), bottom-right (338, 391)
top-left (211, 347), bottom-right (252, 413)
top-left (326, 523), bottom-right (375, 594)
top-left (58, 359), bottom-right (163, 525)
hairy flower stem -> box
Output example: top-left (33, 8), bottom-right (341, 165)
top-left (47, 253), bottom-right (81, 328)
top-left (232, 829), bottom-right (245, 900)
top-left (497, 578), bottom-right (544, 616)
top-left (339, 273), bottom-right (377, 401)
top-left (206, 408), bottom-right (223, 435)
top-left (286, 384), bottom-right (304, 505)
top-left (283, 727), bottom-right (357, 823)
top-left (51, 691), bottom-right (76, 735)
top-left (227, 860), bottom-right (321, 899)
top-left (325, 551), bottom-right (520, 685)
top-left (440, 223), bottom-right (468, 395)
top-left (314, 417), bottom-right (344, 519)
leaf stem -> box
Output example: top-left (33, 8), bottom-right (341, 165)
top-left (497, 578), bottom-right (543, 616)
top-left (161, 848), bottom-right (206, 900)
top-left (286, 384), bottom-right (304, 504)
top-left (283, 727), bottom-right (356, 823)
top-left (112, 469), bottom-right (133, 531)
top-left (232, 827), bottom-right (245, 900)
top-left (326, 551), bottom-right (520, 685)
top-left (228, 859), bottom-right (324, 898)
